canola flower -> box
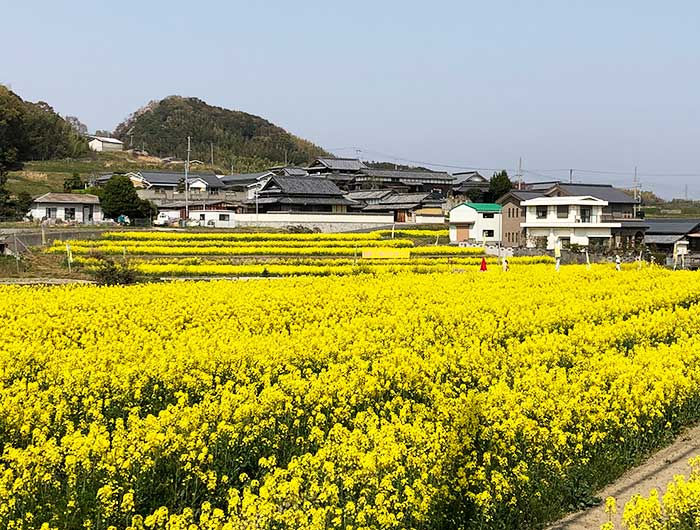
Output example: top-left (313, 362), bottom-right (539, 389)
top-left (53, 238), bottom-right (416, 249)
top-left (3, 266), bottom-right (700, 530)
top-left (50, 243), bottom-right (484, 257)
top-left (601, 455), bottom-right (700, 529)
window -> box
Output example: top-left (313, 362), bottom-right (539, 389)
top-left (46, 207), bottom-right (57, 219)
top-left (557, 205), bottom-right (569, 219)
top-left (483, 212), bottom-right (494, 219)
top-left (199, 214), bottom-right (205, 221)
top-left (536, 206), bottom-right (547, 219)
top-left (482, 229), bottom-right (494, 238)
top-left (218, 213), bottom-right (230, 221)
top-left (64, 207), bottom-right (75, 221)
top-left (580, 206), bottom-right (592, 223)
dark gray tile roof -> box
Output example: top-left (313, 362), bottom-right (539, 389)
top-left (347, 190), bottom-right (395, 201)
top-left (360, 169), bottom-right (454, 182)
top-left (497, 190), bottom-right (544, 203)
top-left (262, 176), bottom-right (345, 197)
top-left (644, 219), bottom-right (700, 235)
top-left (452, 171), bottom-right (488, 185)
top-left (554, 184), bottom-right (636, 203)
top-left (219, 172), bottom-right (272, 187)
top-left (644, 234), bottom-right (684, 245)
top-left (249, 196), bottom-right (357, 206)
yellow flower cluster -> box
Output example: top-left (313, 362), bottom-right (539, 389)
top-left (102, 231), bottom-right (384, 241)
top-left (375, 229), bottom-right (449, 238)
top-left (603, 456), bottom-right (700, 529)
top-left (2, 266), bottom-right (700, 529)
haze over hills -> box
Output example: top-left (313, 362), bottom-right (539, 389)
top-left (113, 96), bottom-right (330, 168)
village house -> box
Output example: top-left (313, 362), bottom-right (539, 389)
top-left (520, 195), bottom-right (626, 249)
top-left (525, 182), bottom-right (647, 247)
top-left (644, 219), bottom-right (700, 253)
top-left (248, 175), bottom-right (357, 213)
top-left (448, 203), bottom-right (502, 244)
top-left (352, 168), bottom-right (455, 195)
top-left (451, 171), bottom-right (490, 202)
top-left (362, 192), bottom-right (445, 223)
top-left (305, 157), bottom-right (367, 189)
top-left (496, 190), bottom-right (543, 247)
top-left (88, 136), bottom-right (123, 152)
top-left (29, 193), bottom-right (103, 223)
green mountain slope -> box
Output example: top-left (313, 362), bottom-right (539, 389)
top-left (113, 96), bottom-right (329, 167)
top-left (0, 86), bottom-right (88, 172)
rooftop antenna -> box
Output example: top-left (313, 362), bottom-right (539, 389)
top-left (516, 157), bottom-right (523, 190)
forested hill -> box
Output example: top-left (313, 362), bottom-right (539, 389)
top-left (0, 86), bottom-right (88, 173)
top-left (113, 96), bottom-right (329, 166)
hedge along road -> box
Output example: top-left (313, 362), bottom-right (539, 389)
top-left (547, 423), bottom-right (700, 530)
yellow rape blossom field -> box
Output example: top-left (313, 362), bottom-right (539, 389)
top-left (2, 265), bottom-right (700, 529)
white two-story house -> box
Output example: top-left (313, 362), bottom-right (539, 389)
top-left (520, 196), bottom-right (621, 249)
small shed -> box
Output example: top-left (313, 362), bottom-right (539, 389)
top-left (88, 136), bottom-right (124, 152)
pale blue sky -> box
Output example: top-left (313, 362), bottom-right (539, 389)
top-left (2, 0), bottom-right (699, 198)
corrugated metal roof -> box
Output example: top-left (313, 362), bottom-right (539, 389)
top-left (459, 202), bottom-right (502, 212)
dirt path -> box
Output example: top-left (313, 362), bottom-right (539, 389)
top-left (548, 424), bottom-right (700, 529)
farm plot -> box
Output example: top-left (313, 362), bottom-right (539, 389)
top-left (1, 266), bottom-right (700, 529)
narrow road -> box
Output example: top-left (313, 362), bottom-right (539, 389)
top-left (548, 424), bottom-right (700, 529)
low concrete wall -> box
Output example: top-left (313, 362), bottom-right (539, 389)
top-left (2, 230), bottom-right (107, 254)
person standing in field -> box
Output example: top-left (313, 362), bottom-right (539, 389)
top-left (554, 241), bottom-right (561, 272)
top-left (502, 257), bottom-right (509, 272)
top-left (615, 255), bottom-right (621, 271)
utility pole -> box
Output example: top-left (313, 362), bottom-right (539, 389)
top-left (633, 166), bottom-right (638, 218)
top-left (516, 157), bottom-right (523, 190)
top-left (569, 169), bottom-right (573, 184)
top-left (184, 136), bottom-right (191, 220)
top-left (685, 183), bottom-right (689, 201)
top-left (210, 142), bottom-right (214, 166)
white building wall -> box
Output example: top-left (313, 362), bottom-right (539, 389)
top-left (448, 204), bottom-right (502, 244)
top-left (29, 203), bottom-right (103, 223)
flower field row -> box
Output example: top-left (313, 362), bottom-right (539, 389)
top-left (52, 238), bottom-right (416, 249)
top-left (2, 267), bottom-right (700, 529)
top-left (51, 243), bottom-right (485, 257)
top-left (375, 229), bottom-right (449, 238)
top-left (69, 255), bottom-right (554, 277)
top-left (102, 231), bottom-right (386, 242)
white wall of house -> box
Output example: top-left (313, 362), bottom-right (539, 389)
top-left (188, 211), bottom-right (394, 230)
top-left (521, 196), bottom-right (619, 249)
top-left (30, 203), bottom-right (104, 223)
top-left (449, 204), bottom-right (502, 244)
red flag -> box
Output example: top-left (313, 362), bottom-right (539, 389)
top-left (480, 257), bottom-right (487, 272)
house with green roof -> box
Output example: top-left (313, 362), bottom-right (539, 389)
top-left (449, 202), bottom-right (502, 244)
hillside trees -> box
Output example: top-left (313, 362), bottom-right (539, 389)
top-left (113, 96), bottom-right (328, 166)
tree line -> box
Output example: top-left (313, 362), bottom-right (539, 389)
top-left (0, 86), bottom-right (89, 219)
